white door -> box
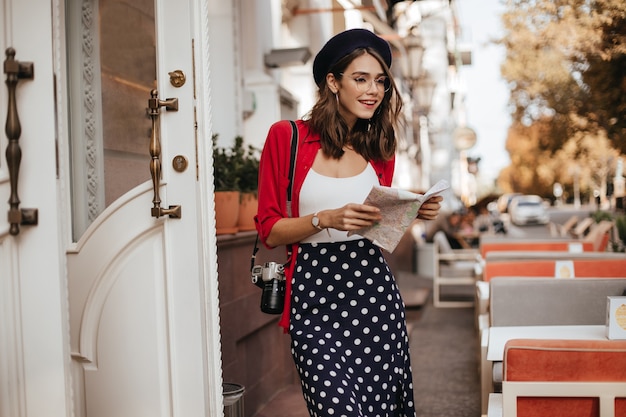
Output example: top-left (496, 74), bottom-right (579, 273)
top-left (0, 2), bottom-right (71, 417)
top-left (0, 1), bottom-right (223, 417)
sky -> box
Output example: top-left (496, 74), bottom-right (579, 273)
top-left (456, 0), bottom-right (511, 184)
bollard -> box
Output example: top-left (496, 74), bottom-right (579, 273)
top-left (223, 382), bottom-right (245, 417)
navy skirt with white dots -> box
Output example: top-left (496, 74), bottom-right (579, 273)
top-left (289, 239), bottom-right (416, 417)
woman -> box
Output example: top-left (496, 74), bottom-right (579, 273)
top-left (255, 28), bottom-right (442, 417)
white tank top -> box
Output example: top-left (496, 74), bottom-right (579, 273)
top-left (300, 163), bottom-right (378, 243)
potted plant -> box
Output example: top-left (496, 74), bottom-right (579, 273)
top-left (233, 137), bottom-right (261, 231)
top-left (212, 135), bottom-right (260, 234)
top-left (213, 134), bottom-right (241, 235)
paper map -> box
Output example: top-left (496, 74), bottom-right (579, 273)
top-left (348, 179), bottom-right (450, 253)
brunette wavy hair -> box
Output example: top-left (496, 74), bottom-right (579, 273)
top-left (304, 47), bottom-right (403, 162)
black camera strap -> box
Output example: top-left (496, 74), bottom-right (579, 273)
top-left (250, 120), bottom-right (299, 272)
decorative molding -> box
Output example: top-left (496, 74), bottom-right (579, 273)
top-left (196, 0), bottom-right (225, 414)
top-left (75, 226), bottom-right (164, 366)
top-left (0, 237), bottom-right (26, 417)
top-left (81, 0), bottom-right (100, 222)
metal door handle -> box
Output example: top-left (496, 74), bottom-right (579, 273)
top-left (147, 89), bottom-right (181, 219)
top-left (4, 48), bottom-right (38, 235)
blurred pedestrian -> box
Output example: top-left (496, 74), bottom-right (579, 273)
top-left (425, 210), bottom-right (463, 249)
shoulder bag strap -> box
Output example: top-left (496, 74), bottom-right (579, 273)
top-left (286, 120), bottom-right (299, 218)
top-left (250, 120), bottom-right (298, 271)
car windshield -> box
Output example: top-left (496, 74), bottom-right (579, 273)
top-left (518, 201), bottom-right (540, 207)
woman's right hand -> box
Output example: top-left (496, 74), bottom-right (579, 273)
top-left (265, 204), bottom-right (381, 248)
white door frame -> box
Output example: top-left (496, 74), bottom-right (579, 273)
top-left (188, 0), bottom-right (225, 412)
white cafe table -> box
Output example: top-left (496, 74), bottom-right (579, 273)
top-left (486, 325), bottom-right (607, 362)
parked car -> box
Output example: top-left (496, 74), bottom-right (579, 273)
top-left (508, 195), bottom-right (550, 226)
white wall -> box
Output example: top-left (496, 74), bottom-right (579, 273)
top-left (206, 0), bottom-right (239, 147)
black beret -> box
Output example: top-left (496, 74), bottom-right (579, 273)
top-left (313, 28), bottom-right (392, 86)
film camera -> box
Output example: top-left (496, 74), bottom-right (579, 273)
top-left (251, 262), bottom-right (286, 314)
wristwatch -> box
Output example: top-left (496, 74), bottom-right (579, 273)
top-left (311, 212), bottom-right (324, 231)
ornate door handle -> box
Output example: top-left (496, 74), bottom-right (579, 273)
top-left (4, 48), bottom-right (38, 236)
top-left (147, 89), bottom-right (181, 219)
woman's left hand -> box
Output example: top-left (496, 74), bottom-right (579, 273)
top-left (417, 195), bottom-right (443, 220)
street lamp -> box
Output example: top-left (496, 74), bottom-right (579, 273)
top-left (399, 26), bottom-right (437, 190)
top-left (413, 73), bottom-right (436, 116)
top-left (412, 72), bottom-right (436, 190)
top-left (453, 126), bottom-right (477, 205)
top-left (402, 27), bottom-right (425, 89)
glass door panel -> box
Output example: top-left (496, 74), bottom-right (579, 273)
top-left (67, 0), bottom-right (155, 240)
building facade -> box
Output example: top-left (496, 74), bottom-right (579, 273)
top-left (0, 1), bottom-right (471, 417)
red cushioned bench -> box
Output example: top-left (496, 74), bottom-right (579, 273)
top-left (479, 220), bottom-right (614, 258)
top-left (483, 256), bottom-right (626, 282)
top-left (479, 239), bottom-right (595, 259)
top-left (478, 278), bottom-right (626, 415)
top-left (488, 338), bottom-right (626, 417)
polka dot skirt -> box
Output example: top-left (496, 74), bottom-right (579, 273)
top-left (289, 239), bottom-right (416, 417)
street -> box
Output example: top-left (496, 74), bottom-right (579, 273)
top-left (501, 204), bottom-right (596, 239)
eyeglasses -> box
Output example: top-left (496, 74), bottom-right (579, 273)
top-left (340, 73), bottom-right (391, 93)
